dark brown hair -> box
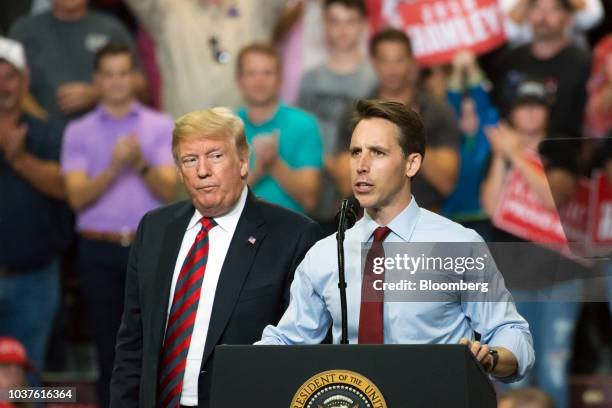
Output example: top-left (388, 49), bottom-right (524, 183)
top-left (529, 0), bottom-right (572, 12)
top-left (369, 28), bottom-right (413, 58)
top-left (324, 0), bottom-right (367, 16)
top-left (94, 43), bottom-right (134, 71)
top-left (352, 99), bottom-right (425, 158)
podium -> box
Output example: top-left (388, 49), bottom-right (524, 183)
top-left (210, 344), bottom-right (496, 407)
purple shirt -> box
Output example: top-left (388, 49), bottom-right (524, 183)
top-left (61, 102), bottom-right (174, 233)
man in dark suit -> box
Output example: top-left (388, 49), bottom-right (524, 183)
top-left (110, 107), bottom-right (321, 408)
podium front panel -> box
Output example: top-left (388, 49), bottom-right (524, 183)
top-left (210, 344), bottom-right (496, 407)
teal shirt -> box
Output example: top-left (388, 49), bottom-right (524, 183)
top-left (237, 104), bottom-right (323, 213)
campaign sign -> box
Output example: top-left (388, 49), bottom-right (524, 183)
top-left (395, 0), bottom-right (506, 65)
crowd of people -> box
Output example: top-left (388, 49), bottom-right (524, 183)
top-left (1, 0), bottom-right (611, 407)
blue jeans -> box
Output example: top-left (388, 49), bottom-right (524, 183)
top-left (505, 281), bottom-right (583, 408)
top-left (0, 260), bottom-right (61, 375)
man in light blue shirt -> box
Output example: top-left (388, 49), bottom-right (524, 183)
top-left (258, 99), bottom-right (534, 383)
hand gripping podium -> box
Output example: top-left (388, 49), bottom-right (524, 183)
top-left (210, 344), bottom-right (496, 407)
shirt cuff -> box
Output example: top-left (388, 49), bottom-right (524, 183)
top-left (488, 326), bottom-right (535, 383)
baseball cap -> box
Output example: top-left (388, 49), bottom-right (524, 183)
top-left (0, 37), bottom-right (27, 73)
top-left (511, 81), bottom-right (550, 108)
top-left (0, 337), bottom-right (33, 371)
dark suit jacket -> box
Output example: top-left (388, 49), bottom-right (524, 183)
top-left (110, 191), bottom-right (321, 407)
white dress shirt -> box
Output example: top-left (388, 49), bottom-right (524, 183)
top-left (165, 186), bottom-right (248, 406)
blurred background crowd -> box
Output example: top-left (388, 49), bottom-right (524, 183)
top-left (0, 0), bottom-right (611, 407)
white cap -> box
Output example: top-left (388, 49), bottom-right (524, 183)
top-left (0, 37), bottom-right (27, 73)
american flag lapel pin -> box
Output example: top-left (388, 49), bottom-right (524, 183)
top-left (248, 236), bottom-right (256, 245)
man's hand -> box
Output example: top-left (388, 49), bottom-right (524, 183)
top-left (459, 338), bottom-right (495, 372)
top-left (0, 124), bottom-right (28, 163)
top-left (112, 136), bottom-right (139, 169)
top-left (123, 134), bottom-right (147, 170)
top-left (56, 82), bottom-right (99, 113)
top-left (486, 124), bottom-right (521, 160)
top-left (247, 132), bottom-right (279, 186)
top-left (252, 132), bottom-right (279, 169)
top-left (452, 50), bottom-right (477, 74)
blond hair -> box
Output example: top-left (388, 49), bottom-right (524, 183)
top-left (172, 107), bottom-right (249, 161)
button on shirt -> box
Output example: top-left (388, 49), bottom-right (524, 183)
top-left (258, 197), bottom-right (535, 382)
top-left (61, 102), bottom-right (174, 233)
top-left (166, 186), bottom-right (248, 406)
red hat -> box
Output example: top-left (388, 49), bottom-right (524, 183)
top-left (0, 337), bottom-right (32, 371)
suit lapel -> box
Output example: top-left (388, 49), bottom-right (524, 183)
top-left (150, 202), bottom-right (194, 355)
top-left (201, 192), bottom-right (266, 365)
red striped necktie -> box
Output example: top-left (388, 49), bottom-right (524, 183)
top-left (157, 217), bottom-right (216, 408)
top-left (358, 226), bottom-right (392, 344)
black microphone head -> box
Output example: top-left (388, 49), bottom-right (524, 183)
top-left (344, 197), bottom-right (360, 229)
top-left (335, 197), bottom-right (361, 232)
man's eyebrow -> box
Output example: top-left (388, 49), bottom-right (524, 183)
top-left (206, 147), bottom-right (223, 153)
top-left (180, 146), bottom-right (225, 158)
top-left (350, 144), bottom-right (390, 152)
top-left (365, 143), bottom-right (389, 152)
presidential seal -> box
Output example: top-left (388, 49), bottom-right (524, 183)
top-left (290, 370), bottom-right (387, 408)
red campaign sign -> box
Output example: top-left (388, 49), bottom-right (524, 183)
top-left (493, 159), bottom-right (612, 259)
top-left (492, 153), bottom-right (567, 243)
top-left (559, 178), bottom-right (591, 243)
top-left (395, 0), bottom-right (506, 66)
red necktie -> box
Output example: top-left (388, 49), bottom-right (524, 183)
top-left (157, 217), bottom-right (215, 408)
top-left (358, 226), bottom-right (392, 344)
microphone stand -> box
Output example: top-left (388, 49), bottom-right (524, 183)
top-left (336, 200), bottom-right (351, 344)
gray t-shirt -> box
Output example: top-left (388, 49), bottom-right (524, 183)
top-left (9, 10), bottom-right (134, 123)
top-left (298, 62), bottom-right (376, 155)
top-left (297, 62), bottom-right (376, 221)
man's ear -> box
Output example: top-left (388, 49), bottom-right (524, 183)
top-left (405, 153), bottom-right (422, 178)
top-left (240, 151), bottom-right (250, 178)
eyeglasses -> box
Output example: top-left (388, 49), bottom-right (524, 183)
top-left (209, 36), bottom-right (230, 64)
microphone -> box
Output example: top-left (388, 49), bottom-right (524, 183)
top-left (335, 196), bottom-right (360, 234)
top-left (335, 197), bottom-right (360, 344)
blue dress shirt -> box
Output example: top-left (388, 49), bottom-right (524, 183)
top-left (257, 197), bottom-right (535, 382)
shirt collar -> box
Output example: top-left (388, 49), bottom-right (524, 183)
top-left (96, 101), bottom-right (142, 121)
top-left (359, 195), bottom-right (421, 243)
top-left (186, 185), bottom-right (248, 233)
